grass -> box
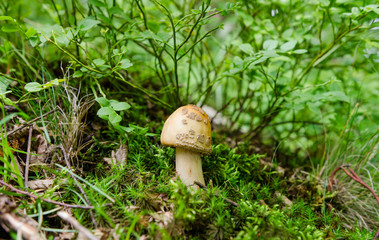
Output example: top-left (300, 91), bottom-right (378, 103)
top-left (1, 0), bottom-right (378, 239)
top-left (1, 93), bottom-right (377, 238)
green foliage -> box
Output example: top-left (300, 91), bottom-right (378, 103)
top-left (0, 104), bottom-right (24, 187)
top-left (95, 96), bottom-right (132, 134)
top-left (235, 201), bottom-right (324, 239)
top-left (1, 0), bottom-right (377, 153)
top-left (0, 0), bottom-right (378, 239)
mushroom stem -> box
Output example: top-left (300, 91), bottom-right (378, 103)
top-left (175, 147), bottom-right (205, 187)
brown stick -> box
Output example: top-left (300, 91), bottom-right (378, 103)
top-left (3, 109), bottom-right (55, 139)
top-left (58, 145), bottom-right (98, 228)
top-left (24, 126), bottom-right (33, 187)
top-left (0, 180), bottom-right (94, 209)
top-left (194, 181), bottom-right (239, 207)
top-left (0, 195), bottom-right (45, 240)
top-left (57, 211), bottom-right (98, 240)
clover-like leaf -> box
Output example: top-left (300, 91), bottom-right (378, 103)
top-left (263, 40), bottom-right (278, 50)
top-left (96, 97), bottom-right (110, 107)
top-left (25, 82), bottom-right (43, 92)
top-left (280, 40), bottom-right (297, 52)
top-left (97, 106), bottom-right (114, 116)
top-left (111, 101), bottom-right (131, 111)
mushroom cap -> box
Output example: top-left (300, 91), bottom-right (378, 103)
top-left (161, 105), bottom-right (212, 154)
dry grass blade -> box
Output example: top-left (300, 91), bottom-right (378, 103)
top-left (54, 88), bottom-right (94, 169)
top-left (328, 165), bottom-right (379, 238)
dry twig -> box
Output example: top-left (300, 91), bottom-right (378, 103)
top-left (57, 211), bottom-right (98, 240)
top-left (0, 180), bottom-right (94, 209)
top-left (3, 109), bottom-right (55, 139)
top-left (24, 126), bottom-right (33, 187)
top-left (58, 145), bottom-right (98, 228)
top-left (0, 194), bottom-right (45, 240)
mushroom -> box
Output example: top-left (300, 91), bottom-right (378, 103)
top-left (161, 105), bottom-right (212, 188)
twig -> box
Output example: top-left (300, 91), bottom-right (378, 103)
top-left (194, 181), bottom-right (239, 207)
top-left (58, 145), bottom-right (98, 228)
top-left (24, 126), bottom-right (33, 187)
top-left (3, 109), bottom-right (55, 140)
top-left (0, 180), bottom-right (94, 209)
top-left (0, 195), bottom-right (45, 240)
top-left (57, 211), bottom-right (98, 240)
top-left (328, 164), bottom-right (379, 238)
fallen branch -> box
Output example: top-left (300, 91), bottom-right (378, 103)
top-left (328, 164), bottom-right (379, 238)
top-left (0, 194), bottom-right (45, 240)
top-left (3, 109), bottom-right (55, 140)
top-left (194, 181), bottom-right (239, 207)
top-left (58, 145), bottom-right (98, 227)
top-left (0, 180), bottom-right (94, 209)
top-left (24, 126), bottom-right (33, 187)
top-left (57, 211), bottom-right (98, 240)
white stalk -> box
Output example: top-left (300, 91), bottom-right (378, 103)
top-left (175, 147), bottom-right (205, 188)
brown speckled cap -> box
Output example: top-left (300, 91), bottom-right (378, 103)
top-left (161, 105), bottom-right (212, 154)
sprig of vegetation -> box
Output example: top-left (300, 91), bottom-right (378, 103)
top-left (0, 0), bottom-right (378, 239)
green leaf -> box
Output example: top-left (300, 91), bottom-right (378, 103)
top-left (25, 28), bottom-right (37, 38)
top-left (78, 17), bottom-right (101, 31)
top-left (24, 82), bottom-right (43, 92)
top-left (95, 97), bottom-right (110, 107)
top-left (109, 6), bottom-right (124, 15)
top-left (119, 125), bottom-right (134, 133)
top-left (263, 40), bottom-right (278, 50)
top-left (119, 59), bottom-right (133, 69)
top-left (325, 91), bottom-right (350, 102)
top-left (261, 50), bottom-right (279, 58)
top-left (109, 112), bottom-right (122, 124)
top-left (97, 106), bottom-right (114, 116)
top-left (293, 49), bottom-right (307, 54)
top-left (1, 24), bottom-right (19, 32)
top-left (93, 58), bottom-right (105, 66)
top-left (239, 43), bottom-right (254, 54)
top-left (73, 71), bottom-right (83, 78)
top-left (147, 21), bottom-right (160, 34)
top-left (250, 56), bottom-right (268, 66)
top-left (307, 102), bottom-right (322, 116)
top-left (0, 16), bottom-right (13, 21)
top-left (29, 36), bottom-right (40, 47)
top-left (280, 40), bottom-right (297, 52)
top-left (0, 113), bottom-right (18, 126)
top-left (351, 7), bottom-right (360, 16)
top-left (88, 0), bottom-right (106, 7)
top-left (110, 101), bottom-right (131, 111)
top-left (0, 76), bottom-right (11, 93)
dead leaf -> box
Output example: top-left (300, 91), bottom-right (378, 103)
top-left (56, 231), bottom-right (76, 240)
top-left (275, 191), bottom-right (293, 207)
top-left (103, 143), bottom-right (128, 167)
top-left (30, 134), bottom-right (52, 164)
top-left (93, 228), bottom-right (110, 240)
top-left (151, 211), bottom-right (174, 227)
top-left (27, 179), bottom-right (54, 190)
top-left (150, 211), bottom-right (184, 238)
